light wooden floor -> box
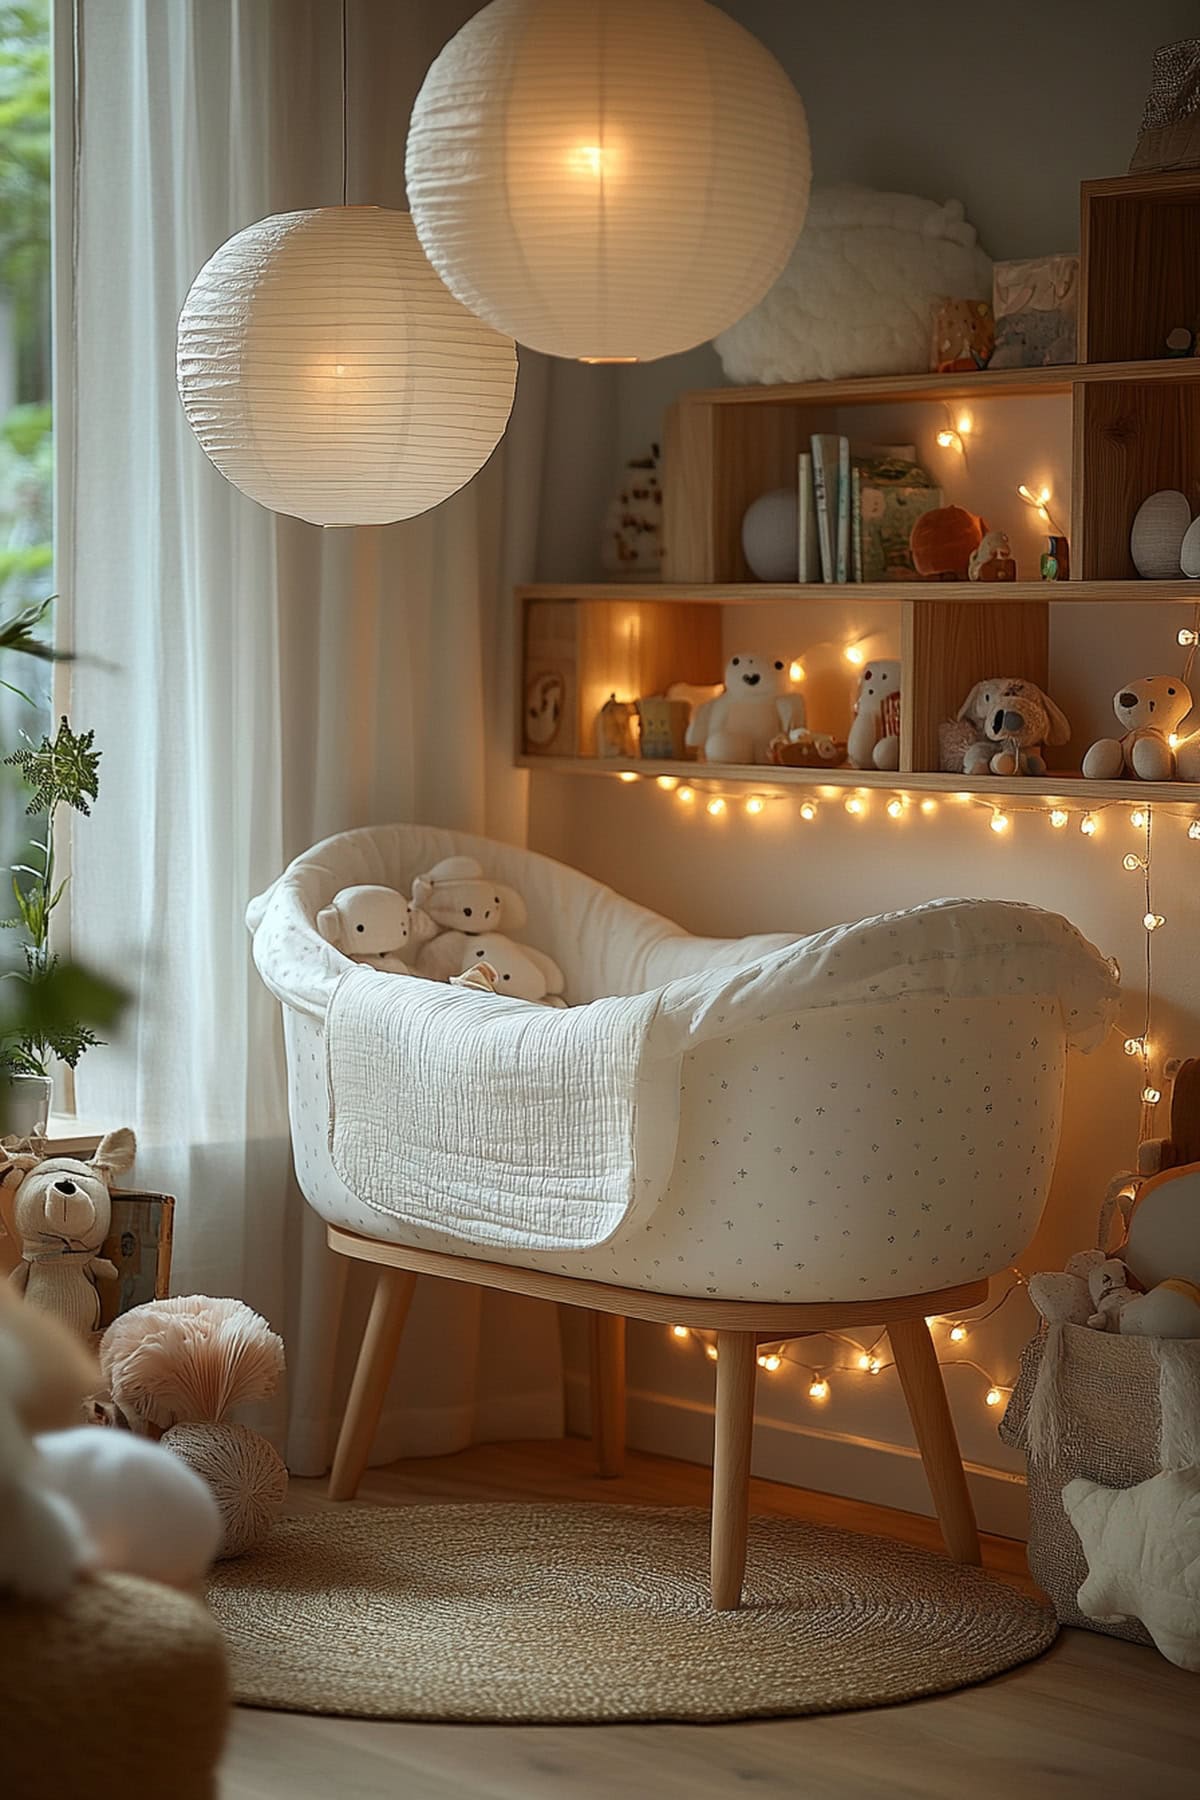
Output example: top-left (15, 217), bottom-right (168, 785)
top-left (219, 1440), bottom-right (1198, 1800)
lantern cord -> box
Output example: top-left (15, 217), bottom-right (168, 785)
top-left (341, 0), bottom-right (349, 207)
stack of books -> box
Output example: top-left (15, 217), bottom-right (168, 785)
top-left (798, 436), bottom-right (940, 583)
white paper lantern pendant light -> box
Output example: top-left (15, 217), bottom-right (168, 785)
top-left (406, 0), bottom-right (811, 365)
top-left (176, 5), bottom-right (516, 527)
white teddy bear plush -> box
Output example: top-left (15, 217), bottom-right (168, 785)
top-left (316, 884), bottom-right (435, 974)
top-left (685, 654), bottom-right (800, 765)
top-left (419, 931), bottom-right (567, 1006)
top-left (847, 660), bottom-right (902, 771)
top-left (410, 856), bottom-right (527, 935)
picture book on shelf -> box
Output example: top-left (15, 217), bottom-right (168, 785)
top-left (797, 451), bottom-right (820, 582)
top-left (857, 480), bottom-right (943, 582)
top-left (806, 438), bottom-right (927, 582)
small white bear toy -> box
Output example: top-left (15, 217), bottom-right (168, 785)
top-left (420, 930), bottom-right (567, 1006)
top-left (316, 884), bottom-right (434, 974)
top-left (1082, 677), bottom-right (1195, 782)
top-left (685, 654), bottom-right (800, 765)
top-left (2, 1130), bottom-right (137, 1336)
top-left (410, 856), bottom-right (527, 935)
top-left (847, 659), bottom-right (902, 771)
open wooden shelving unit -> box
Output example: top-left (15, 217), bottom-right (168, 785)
top-left (518, 171), bottom-right (1200, 805)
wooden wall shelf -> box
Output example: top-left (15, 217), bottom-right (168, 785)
top-left (682, 356), bottom-right (1200, 410)
top-left (521, 580), bottom-right (1200, 607)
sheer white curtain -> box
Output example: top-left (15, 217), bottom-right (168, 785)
top-left (58, 0), bottom-right (564, 1471)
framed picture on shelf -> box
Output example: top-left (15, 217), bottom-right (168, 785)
top-left (98, 1190), bottom-right (174, 1327)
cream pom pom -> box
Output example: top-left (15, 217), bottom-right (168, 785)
top-left (163, 1422), bottom-right (287, 1558)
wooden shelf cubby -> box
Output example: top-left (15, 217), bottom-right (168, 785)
top-left (519, 172), bottom-right (1200, 807)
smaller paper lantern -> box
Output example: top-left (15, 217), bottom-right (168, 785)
top-left (177, 207), bottom-right (517, 527)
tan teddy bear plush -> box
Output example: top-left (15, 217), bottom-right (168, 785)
top-left (2, 1130), bottom-right (137, 1335)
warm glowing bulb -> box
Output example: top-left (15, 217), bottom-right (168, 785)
top-left (990, 810), bottom-right (1009, 833)
top-left (1144, 912), bottom-right (1165, 931)
top-left (757, 1352), bottom-right (782, 1372)
top-left (857, 1352), bottom-right (872, 1371)
top-left (1123, 853), bottom-right (1144, 871)
top-left (985, 1386), bottom-right (1003, 1407)
top-left (789, 659), bottom-right (805, 683)
top-left (1049, 809), bottom-right (1068, 829)
top-left (921, 799), bottom-right (937, 815)
top-left (935, 428), bottom-right (958, 449)
top-left (887, 798), bottom-right (904, 818)
top-left (656, 775), bottom-right (679, 791)
top-left (1179, 628), bottom-right (1199, 648)
top-left (618, 770), bottom-right (638, 783)
top-left (1143, 1085), bottom-right (1162, 1105)
top-left (705, 1343), bottom-right (719, 1362)
top-left (677, 786), bottom-right (695, 805)
top-left (569, 143), bottom-right (607, 177)
top-left (799, 801), bottom-right (817, 822)
top-left (808, 1376), bottom-right (830, 1401)
top-left (706, 797), bottom-right (726, 817)
top-left (924, 1316), bottom-right (938, 1328)
top-left (1080, 813), bottom-right (1098, 836)
top-left (844, 644), bottom-right (865, 666)
top-left (1190, 820), bottom-right (1200, 840)
top-left (670, 1324), bottom-right (689, 1340)
top-left (949, 1324), bottom-right (967, 1343)
top-left (867, 1357), bottom-right (882, 1375)
top-left (1169, 732), bottom-right (1180, 749)
top-left (845, 797), bottom-right (864, 816)
top-left (1130, 809), bottom-right (1148, 829)
top-left (1124, 1036), bottom-right (1147, 1057)
top-left (744, 795), bottom-right (765, 816)
top-left (956, 410), bottom-right (973, 434)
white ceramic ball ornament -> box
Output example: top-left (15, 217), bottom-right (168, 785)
top-left (741, 489), bottom-right (800, 581)
top-left (1130, 490), bottom-right (1191, 579)
top-left (405, 0), bottom-right (810, 364)
top-left (177, 207), bottom-right (517, 526)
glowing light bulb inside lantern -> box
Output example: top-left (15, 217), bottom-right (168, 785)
top-left (1144, 1085), bottom-right (1162, 1105)
top-left (789, 660), bottom-right (805, 683)
top-left (1130, 809), bottom-right (1148, 829)
top-left (677, 786), bottom-right (695, 805)
top-left (990, 810), bottom-right (1009, 833)
top-left (744, 795), bottom-right (765, 816)
top-left (568, 142), bottom-right (608, 178)
top-left (656, 775), bottom-right (678, 791)
top-left (949, 1324), bottom-right (968, 1343)
top-left (670, 1324), bottom-right (689, 1341)
top-left (1049, 809), bottom-right (1069, 829)
top-left (706, 797), bottom-right (726, 817)
top-left (1144, 912), bottom-right (1165, 932)
top-left (1080, 813), bottom-right (1098, 837)
top-left (845, 797), bottom-right (864, 816)
top-left (887, 798), bottom-right (904, 818)
top-left (985, 1386), bottom-right (1003, 1407)
top-left (808, 1376), bottom-right (830, 1401)
top-left (844, 644), bottom-right (865, 666)
top-left (800, 802), bottom-right (817, 822)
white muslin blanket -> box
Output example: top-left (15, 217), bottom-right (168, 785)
top-left (322, 898), bottom-right (1118, 1255)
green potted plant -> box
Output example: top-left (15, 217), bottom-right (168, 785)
top-left (2, 714), bottom-right (103, 1134)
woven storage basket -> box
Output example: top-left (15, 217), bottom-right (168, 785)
top-left (1130, 37), bottom-right (1200, 173)
top-left (1001, 1323), bottom-right (1200, 1644)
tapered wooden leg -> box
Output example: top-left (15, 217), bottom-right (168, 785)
top-left (590, 1312), bottom-right (626, 1478)
top-left (328, 1267), bottom-right (417, 1501)
top-left (710, 1330), bottom-right (757, 1609)
top-left (889, 1314), bottom-right (982, 1565)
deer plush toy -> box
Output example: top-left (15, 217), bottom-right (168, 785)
top-left (1, 1129), bottom-right (137, 1335)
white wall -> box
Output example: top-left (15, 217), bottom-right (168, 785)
top-left (526, 0), bottom-right (1200, 1534)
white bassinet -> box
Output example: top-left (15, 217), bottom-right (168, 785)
top-left (248, 823), bottom-right (1118, 1307)
top-left (248, 824), bottom-right (1117, 1604)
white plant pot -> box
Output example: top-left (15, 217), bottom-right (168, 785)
top-left (3, 1074), bottom-right (53, 1139)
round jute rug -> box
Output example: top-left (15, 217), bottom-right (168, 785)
top-left (207, 1503), bottom-right (1056, 1723)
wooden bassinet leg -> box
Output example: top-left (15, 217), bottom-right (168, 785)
top-left (889, 1315), bottom-right (982, 1565)
top-left (590, 1312), bottom-right (626, 1478)
top-left (328, 1266), bottom-right (417, 1501)
top-left (710, 1330), bottom-right (757, 1610)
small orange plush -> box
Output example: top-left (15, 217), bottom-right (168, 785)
top-left (910, 505), bottom-right (986, 581)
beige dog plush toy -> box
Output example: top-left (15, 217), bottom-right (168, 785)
top-left (316, 883), bottom-right (436, 974)
top-left (946, 677), bottom-right (1070, 777)
top-left (410, 856), bottom-right (527, 936)
top-left (421, 931), bottom-right (567, 1006)
top-left (1082, 677), bottom-right (1194, 782)
top-left (1, 1130), bottom-right (137, 1335)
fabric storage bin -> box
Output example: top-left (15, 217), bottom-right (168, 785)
top-left (1001, 1323), bottom-right (1200, 1644)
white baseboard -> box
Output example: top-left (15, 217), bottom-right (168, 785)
top-left (566, 1372), bottom-right (1029, 1541)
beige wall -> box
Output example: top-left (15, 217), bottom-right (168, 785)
top-left (526, 1), bottom-right (1200, 1533)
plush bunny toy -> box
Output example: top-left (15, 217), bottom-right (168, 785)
top-left (847, 660), bottom-right (902, 771)
top-left (316, 884), bottom-right (435, 975)
top-left (420, 931), bottom-right (567, 1006)
top-left (954, 677), bottom-right (1071, 777)
top-left (1, 1130), bottom-right (137, 1336)
top-left (410, 856), bottom-right (527, 936)
top-left (1082, 677), bottom-right (1195, 782)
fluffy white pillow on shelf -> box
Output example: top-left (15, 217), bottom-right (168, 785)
top-left (713, 185), bottom-right (992, 385)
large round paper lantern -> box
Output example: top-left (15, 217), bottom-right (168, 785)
top-left (176, 207), bottom-right (517, 526)
top-left (405, 0), bottom-right (810, 365)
